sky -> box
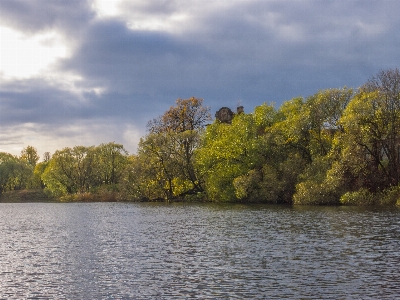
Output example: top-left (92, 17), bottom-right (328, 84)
top-left (1, 0), bottom-right (399, 158)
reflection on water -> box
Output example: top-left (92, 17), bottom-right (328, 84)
top-left (0, 203), bottom-right (399, 299)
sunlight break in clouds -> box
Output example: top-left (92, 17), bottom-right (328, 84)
top-left (92, 0), bottom-right (125, 18)
top-left (92, 0), bottom-right (190, 32)
top-left (0, 26), bottom-right (68, 79)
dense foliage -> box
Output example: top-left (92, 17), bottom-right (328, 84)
top-left (2, 70), bottom-right (400, 205)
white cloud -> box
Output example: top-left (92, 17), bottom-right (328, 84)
top-left (92, 0), bottom-right (125, 18)
top-left (91, 0), bottom-right (242, 34)
top-left (0, 26), bottom-right (68, 79)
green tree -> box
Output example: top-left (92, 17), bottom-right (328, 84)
top-left (269, 97), bottom-right (312, 162)
top-left (196, 107), bottom-right (271, 202)
top-left (291, 88), bottom-right (353, 204)
top-left (92, 142), bottom-right (128, 187)
top-left (42, 146), bottom-right (96, 196)
top-left (121, 153), bottom-right (169, 201)
top-left (0, 152), bottom-right (32, 194)
top-left (31, 161), bottom-right (49, 189)
top-left (20, 146), bottom-right (40, 167)
top-left (305, 88), bottom-right (353, 157)
top-left (335, 69), bottom-right (400, 196)
top-left (137, 133), bottom-right (177, 199)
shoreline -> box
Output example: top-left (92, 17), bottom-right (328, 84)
top-left (1, 189), bottom-right (400, 206)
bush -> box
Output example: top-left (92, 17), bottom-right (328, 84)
top-left (59, 190), bottom-right (118, 202)
top-left (377, 186), bottom-right (400, 206)
top-left (340, 188), bottom-right (376, 206)
top-left (293, 181), bottom-right (339, 205)
top-left (184, 192), bottom-right (208, 202)
top-left (293, 156), bottom-right (339, 205)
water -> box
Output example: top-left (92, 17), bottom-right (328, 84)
top-left (0, 203), bottom-right (399, 299)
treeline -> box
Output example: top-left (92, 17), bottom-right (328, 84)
top-left (2, 68), bottom-right (400, 205)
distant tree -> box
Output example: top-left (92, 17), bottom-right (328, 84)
top-left (120, 154), bottom-right (164, 201)
top-left (0, 152), bottom-right (32, 194)
top-left (138, 133), bottom-right (182, 199)
top-left (31, 161), bottom-right (49, 189)
top-left (41, 143), bottom-right (129, 197)
top-left (42, 146), bottom-right (96, 195)
top-left (305, 88), bottom-right (353, 156)
top-left (20, 146), bottom-right (40, 167)
top-left (92, 142), bottom-right (128, 187)
top-left (293, 69), bottom-right (400, 205)
top-left (0, 152), bottom-right (17, 194)
top-left (43, 152), bottom-right (51, 162)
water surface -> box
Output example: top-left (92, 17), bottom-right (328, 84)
top-left (0, 203), bottom-right (399, 299)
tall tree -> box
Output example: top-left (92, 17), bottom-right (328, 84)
top-left (93, 142), bottom-right (128, 187)
top-left (0, 152), bottom-right (32, 194)
top-left (42, 146), bottom-right (96, 195)
top-left (20, 146), bottom-right (40, 167)
top-left (196, 104), bottom-right (275, 202)
top-left (337, 69), bottom-right (400, 192)
top-left (292, 88), bottom-right (354, 205)
top-left (131, 97), bottom-right (212, 200)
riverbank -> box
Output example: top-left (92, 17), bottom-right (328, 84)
top-left (0, 189), bottom-right (56, 203)
top-left (1, 189), bottom-right (400, 206)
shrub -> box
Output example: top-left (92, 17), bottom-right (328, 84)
top-left (378, 186), bottom-right (400, 206)
top-left (340, 188), bottom-right (375, 206)
top-left (294, 181), bottom-right (338, 205)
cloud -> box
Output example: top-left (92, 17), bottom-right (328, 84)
top-left (0, 27), bottom-right (68, 78)
top-left (0, 0), bottom-right (94, 35)
top-left (1, 0), bottom-right (400, 156)
top-left (0, 78), bottom-right (91, 125)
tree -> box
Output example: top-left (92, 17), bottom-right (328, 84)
top-left (92, 142), bottom-right (128, 187)
top-left (305, 88), bottom-right (353, 157)
top-left (120, 154), bottom-right (165, 201)
top-left (31, 161), bottom-right (49, 189)
top-left (290, 88), bottom-right (353, 205)
top-left (139, 133), bottom-right (179, 199)
top-left (148, 97), bottom-right (211, 133)
top-left (130, 97), bottom-right (211, 200)
top-left (43, 152), bottom-right (51, 162)
top-left (292, 69), bottom-right (400, 205)
top-left (269, 97), bottom-right (312, 162)
top-left (20, 146), bottom-right (40, 167)
top-left (0, 152), bottom-right (32, 194)
top-left (42, 146), bottom-right (96, 195)
top-left (337, 69), bottom-right (400, 193)
top-left (196, 106), bottom-right (272, 202)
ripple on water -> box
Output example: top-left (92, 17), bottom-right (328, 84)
top-left (0, 203), bottom-right (399, 299)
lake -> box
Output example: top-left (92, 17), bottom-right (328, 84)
top-left (0, 202), bottom-right (399, 299)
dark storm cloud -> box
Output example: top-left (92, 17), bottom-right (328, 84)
top-left (0, 77), bottom-right (154, 129)
top-left (58, 0), bottom-right (400, 114)
top-left (0, 79), bottom-right (91, 125)
top-left (0, 0), bottom-right (94, 34)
